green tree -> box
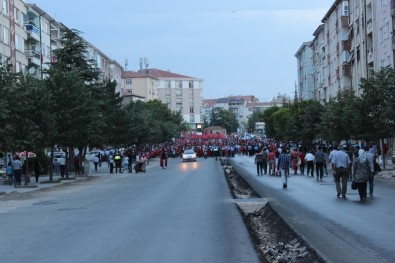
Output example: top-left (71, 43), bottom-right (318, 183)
top-left (359, 67), bottom-right (395, 141)
top-left (321, 90), bottom-right (356, 143)
top-left (261, 106), bottom-right (279, 139)
top-left (210, 108), bottom-right (238, 133)
top-left (272, 107), bottom-right (292, 141)
top-left (247, 111), bottom-right (263, 133)
top-left (299, 100), bottom-right (325, 142)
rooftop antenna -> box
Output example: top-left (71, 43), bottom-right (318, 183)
top-left (124, 59), bottom-right (128, 71)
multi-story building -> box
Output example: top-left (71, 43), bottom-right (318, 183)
top-left (1, 0), bottom-right (27, 73)
top-left (295, 41), bottom-right (314, 100)
top-left (24, 4), bottom-right (61, 79)
top-left (121, 70), bottom-right (159, 102)
top-left (122, 67), bottom-right (204, 131)
top-left (299, 0), bottom-right (395, 100)
top-left (156, 69), bottom-right (204, 131)
top-left (297, 0), bottom-right (352, 101)
top-left (203, 95), bottom-right (286, 134)
top-left (310, 24), bottom-right (327, 101)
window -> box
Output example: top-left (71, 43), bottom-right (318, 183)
top-left (189, 81), bottom-right (193, 88)
top-left (190, 107), bottom-right (194, 114)
top-left (176, 98), bottom-right (182, 106)
top-left (3, 0), bottom-right (9, 16)
top-left (165, 88), bottom-right (171, 96)
top-left (15, 34), bottom-right (23, 51)
top-left (126, 78), bottom-right (132, 85)
top-left (165, 80), bottom-right (171, 89)
top-left (14, 7), bottom-right (20, 25)
top-left (190, 114), bottom-right (195, 123)
top-left (176, 80), bottom-right (182, 88)
top-left (176, 88), bottom-right (182, 97)
top-left (3, 27), bottom-right (9, 45)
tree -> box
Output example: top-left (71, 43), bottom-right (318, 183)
top-left (359, 67), bottom-right (395, 141)
top-left (247, 111), bottom-right (263, 133)
top-left (261, 106), bottom-right (279, 139)
top-left (209, 108), bottom-right (238, 133)
top-left (321, 90), bottom-right (356, 143)
top-left (272, 107), bottom-right (292, 141)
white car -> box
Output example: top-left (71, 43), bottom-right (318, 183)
top-left (86, 150), bottom-right (103, 161)
top-left (182, 150), bottom-right (197, 162)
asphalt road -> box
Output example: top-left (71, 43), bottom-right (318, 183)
top-left (230, 155), bottom-right (395, 263)
top-left (0, 158), bottom-right (261, 263)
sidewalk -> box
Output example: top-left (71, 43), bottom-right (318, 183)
top-left (0, 158), bottom-right (160, 196)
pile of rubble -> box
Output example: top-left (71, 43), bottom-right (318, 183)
top-left (222, 160), bottom-right (324, 263)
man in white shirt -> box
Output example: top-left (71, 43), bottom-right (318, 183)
top-left (304, 151), bottom-right (315, 177)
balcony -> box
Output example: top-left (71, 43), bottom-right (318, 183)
top-left (24, 24), bottom-right (40, 42)
top-left (366, 18), bottom-right (373, 34)
top-left (341, 16), bottom-right (349, 28)
top-left (342, 39), bottom-right (351, 51)
top-left (25, 49), bottom-right (41, 66)
top-left (341, 50), bottom-right (350, 64)
top-left (367, 48), bottom-right (374, 63)
top-left (342, 64), bottom-right (351, 76)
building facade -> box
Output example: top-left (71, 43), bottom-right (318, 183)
top-left (122, 68), bottom-right (204, 131)
top-left (298, 0), bottom-right (395, 100)
top-left (1, 0), bottom-right (27, 72)
top-left (295, 41), bottom-right (314, 100)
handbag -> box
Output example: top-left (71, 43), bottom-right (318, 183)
top-left (351, 180), bottom-right (358, 190)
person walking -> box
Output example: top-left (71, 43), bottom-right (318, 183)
top-left (160, 148), bottom-right (168, 169)
top-left (331, 146), bottom-right (352, 198)
top-left (12, 156), bottom-right (23, 186)
top-left (109, 153), bottom-right (114, 174)
top-left (255, 150), bottom-right (264, 176)
top-left (261, 148), bottom-right (268, 175)
top-left (290, 148), bottom-right (299, 175)
top-left (93, 155), bottom-right (99, 172)
top-left (363, 146), bottom-right (375, 197)
top-left (33, 158), bottom-right (42, 183)
top-left (58, 155), bottom-right (66, 178)
top-left (114, 152), bottom-right (123, 173)
top-left (305, 150), bottom-right (315, 177)
top-left (314, 146), bottom-right (325, 181)
top-left (268, 149), bottom-right (276, 175)
top-left (277, 147), bottom-right (291, 188)
top-left (6, 162), bottom-right (13, 186)
top-left (352, 149), bottom-right (370, 201)
top-left (298, 150), bottom-right (305, 175)
top-left (123, 153), bottom-right (129, 173)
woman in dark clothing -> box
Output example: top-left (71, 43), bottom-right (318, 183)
top-left (33, 158), bottom-right (41, 183)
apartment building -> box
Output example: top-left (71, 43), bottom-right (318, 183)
top-left (1, 1), bottom-right (123, 93)
top-left (203, 95), bottom-right (285, 134)
top-left (299, 0), bottom-right (395, 100)
top-left (295, 41), bottom-right (314, 100)
top-left (297, 0), bottom-right (352, 101)
top-left (156, 69), bottom-right (204, 131)
top-left (121, 70), bottom-right (159, 102)
top-left (122, 68), bottom-right (204, 131)
top-left (1, 0), bottom-right (27, 72)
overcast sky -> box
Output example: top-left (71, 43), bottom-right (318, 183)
top-left (29, 0), bottom-right (334, 101)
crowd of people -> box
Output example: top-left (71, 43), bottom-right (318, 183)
top-left (4, 132), bottom-right (384, 201)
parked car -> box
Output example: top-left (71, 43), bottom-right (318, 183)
top-left (52, 152), bottom-right (66, 166)
top-left (86, 150), bottom-right (103, 161)
top-left (182, 149), bottom-right (197, 162)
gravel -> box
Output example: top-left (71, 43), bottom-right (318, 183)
top-left (221, 158), bottom-right (325, 263)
